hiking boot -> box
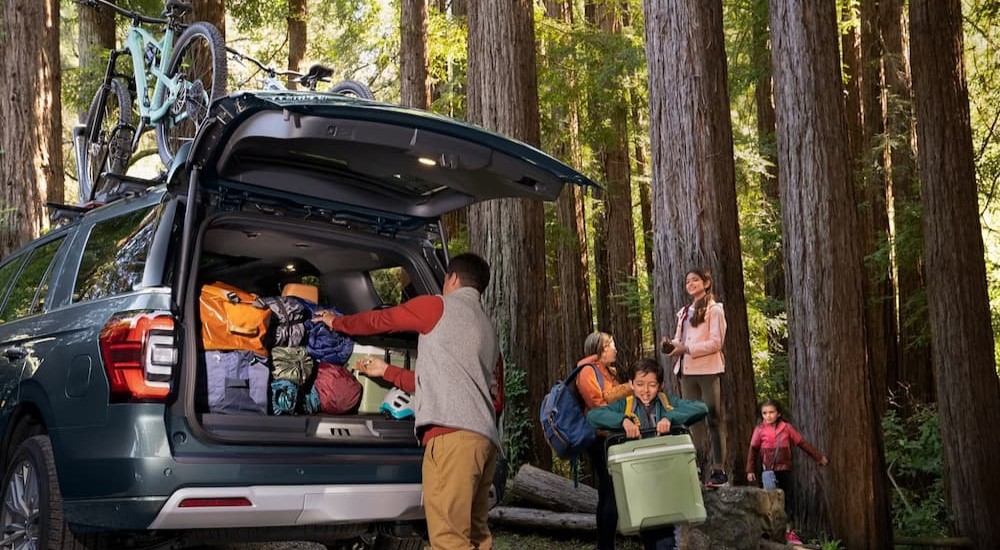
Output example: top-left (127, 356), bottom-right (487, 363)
top-left (785, 529), bottom-right (803, 545)
top-left (706, 469), bottom-right (728, 487)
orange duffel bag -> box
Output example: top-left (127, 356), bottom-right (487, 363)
top-left (199, 282), bottom-right (272, 357)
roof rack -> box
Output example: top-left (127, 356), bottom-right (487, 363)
top-left (92, 172), bottom-right (164, 203)
top-left (46, 200), bottom-right (104, 225)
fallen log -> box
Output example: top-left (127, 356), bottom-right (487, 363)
top-left (488, 506), bottom-right (596, 532)
top-left (510, 464), bottom-right (598, 513)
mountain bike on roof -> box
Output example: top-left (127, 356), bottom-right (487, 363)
top-left (75, 0), bottom-right (228, 201)
top-left (227, 47), bottom-right (376, 98)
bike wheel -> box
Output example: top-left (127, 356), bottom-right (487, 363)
top-left (328, 79), bottom-right (375, 100)
top-left (82, 78), bottom-right (134, 201)
top-left (155, 21), bottom-right (228, 167)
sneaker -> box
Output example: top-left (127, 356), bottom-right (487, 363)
top-left (706, 469), bottom-right (728, 487)
top-left (785, 529), bottom-right (803, 545)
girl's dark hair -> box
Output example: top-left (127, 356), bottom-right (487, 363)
top-left (688, 268), bottom-right (715, 327)
top-left (632, 357), bottom-right (664, 385)
top-left (760, 398), bottom-right (787, 423)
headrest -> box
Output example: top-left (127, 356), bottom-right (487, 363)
top-left (282, 283), bottom-right (319, 303)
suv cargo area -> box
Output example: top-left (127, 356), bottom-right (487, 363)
top-left (189, 213), bottom-right (432, 447)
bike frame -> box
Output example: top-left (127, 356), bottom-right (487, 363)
top-left (85, 0), bottom-right (190, 145)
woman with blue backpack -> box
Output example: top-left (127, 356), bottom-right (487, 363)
top-left (576, 331), bottom-right (632, 550)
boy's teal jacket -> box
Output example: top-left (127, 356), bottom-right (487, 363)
top-left (587, 392), bottom-right (708, 431)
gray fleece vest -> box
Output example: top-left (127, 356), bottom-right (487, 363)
top-left (413, 286), bottom-right (500, 448)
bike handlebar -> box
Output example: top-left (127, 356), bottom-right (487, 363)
top-left (75, 0), bottom-right (170, 26)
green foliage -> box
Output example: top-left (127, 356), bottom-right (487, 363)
top-left (881, 394), bottom-right (949, 539)
top-left (502, 356), bottom-right (531, 471)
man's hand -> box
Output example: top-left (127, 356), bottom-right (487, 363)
top-left (623, 418), bottom-right (640, 439)
top-left (747, 472), bottom-right (756, 483)
top-left (656, 418), bottom-right (671, 435)
top-left (354, 355), bottom-right (388, 379)
top-left (311, 310), bottom-right (340, 328)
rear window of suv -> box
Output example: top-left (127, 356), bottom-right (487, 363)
top-left (73, 205), bottom-right (160, 302)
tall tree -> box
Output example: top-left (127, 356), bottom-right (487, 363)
top-left (587, 2), bottom-right (641, 368)
top-left (466, 0), bottom-right (550, 469)
top-left (77, 0), bottom-right (116, 120)
top-left (751, 0), bottom-right (786, 368)
top-left (643, 1), bottom-right (757, 482)
top-left (542, 0), bottom-right (593, 372)
top-left (400, 0), bottom-right (430, 109)
top-left (287, 0), bottom-right (306, 89)
top-left (0, 0), bottom-right (62, 254)
top-left (910, 0), bottom-right (1000, 544)
top-left (768, 1), bottom-right (891, 546)
top-left (882, 0), bottom-right (932, 404)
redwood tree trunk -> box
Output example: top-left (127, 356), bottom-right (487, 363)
top-left (0, 0), bottom-right (61, 252)
top-left (400, 0), bottom-right (430, 109)
top-left (586, 3), bottom-right (641, 369)
top-left (768, 0), bottom-right (891, 546)
top-left (287, 0), bottom-right (307, 89)
top-left (910, 1), bottom-right (1000, 544)
top-left (543, 1), bottom-right (592, 372)
top-left (643, 1), bottom-right (757, 482)
top-left (751, 0), bottom-right (786, 367)
top-left (194, 0), bottom-right (226, 39)
top-left (466, 0), bottom-right (550, 469)
top-left (882, 0), bottom-right (933, 404)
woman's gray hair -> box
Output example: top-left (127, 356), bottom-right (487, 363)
top-left (583, 331), bottom-right (613, 357)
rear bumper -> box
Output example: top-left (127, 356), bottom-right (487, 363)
top-left (147, 483), bottom-right (423, 529)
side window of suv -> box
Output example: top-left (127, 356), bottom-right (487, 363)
top-left (74, 205), bottom-right (160, 302)
top-left (0, 237), bottom-right (66, 322)
top-left (0, 256), bottom-right (27, 323)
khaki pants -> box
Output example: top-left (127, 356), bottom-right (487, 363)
top-left (422, 430), bottom-right (497, 550)
top-left (681, 374), bottom-right (725, 467)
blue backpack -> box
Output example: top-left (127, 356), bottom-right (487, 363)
top-left (539, 363), bottom-right (604, 460)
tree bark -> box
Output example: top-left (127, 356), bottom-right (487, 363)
top-left (882, 0), bottom-right (933, 404)
top-left (768, 1), bottom-right (891, 546)
top-left (860, 0), bottom-right (897, 418)
top-left (77, 0), bottom-right (115, 121)
top-left (287, 0), bottom-right (307, 89)
top-left (466, 0), bottom-right (550, 469)
top-left (910, 1), bottom-right (1000, 545)
top-left (642, 1), bottom-right (757, 483)
top-left (193, 0), bottom-right (226, 39)
top-left (0, 0), bottom-right (62, 245)
top-left (488, 507), bottom-right (596, 532)
top-left (400, 0), bottom-right (430, 109)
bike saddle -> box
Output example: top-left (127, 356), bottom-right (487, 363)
top-left (164, 0), bottom-right (192, 16)
top-left (302, 64), bottom-right (335, 81)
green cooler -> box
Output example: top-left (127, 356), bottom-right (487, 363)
top-left (348, 345), bottom-right (403, 414)
top-left (607, 433), bottom-right (706, 535)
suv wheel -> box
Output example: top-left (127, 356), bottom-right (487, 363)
top-left (1, 435), bottom-right (109, 550)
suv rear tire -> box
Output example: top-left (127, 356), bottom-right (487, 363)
top-left (0, 435), bottom-right (110, 549)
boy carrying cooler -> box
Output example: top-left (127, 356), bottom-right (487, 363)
top-left (587, 358), bottom-right (708, 550)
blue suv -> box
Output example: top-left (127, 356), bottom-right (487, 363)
top-left (0, 91), bottom-right (594, 549)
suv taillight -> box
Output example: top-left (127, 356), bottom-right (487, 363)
top-left (99, 311), bottom-right (177, 401)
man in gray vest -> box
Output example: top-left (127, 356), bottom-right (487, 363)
top-left (315, 253), bottom-right (500, 550)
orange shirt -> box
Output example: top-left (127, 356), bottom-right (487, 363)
top-left (575, 355), bottom-right (631, 412)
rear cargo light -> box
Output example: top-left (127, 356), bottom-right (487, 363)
top-left (99, 311), bottom-right (177, 401)
top-left (178, 497), bottom-right (253, 508)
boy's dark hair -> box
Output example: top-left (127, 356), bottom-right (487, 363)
top-left (447, 253), bottom-right (491, 293)
top-left (632, 357), bottom-right (664, 385)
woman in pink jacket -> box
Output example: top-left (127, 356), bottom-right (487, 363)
top-left (661, 267), bottom-right (728, 486)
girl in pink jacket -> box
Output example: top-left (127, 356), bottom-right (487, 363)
top-left (661, 267), bottom-right (728, 486)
